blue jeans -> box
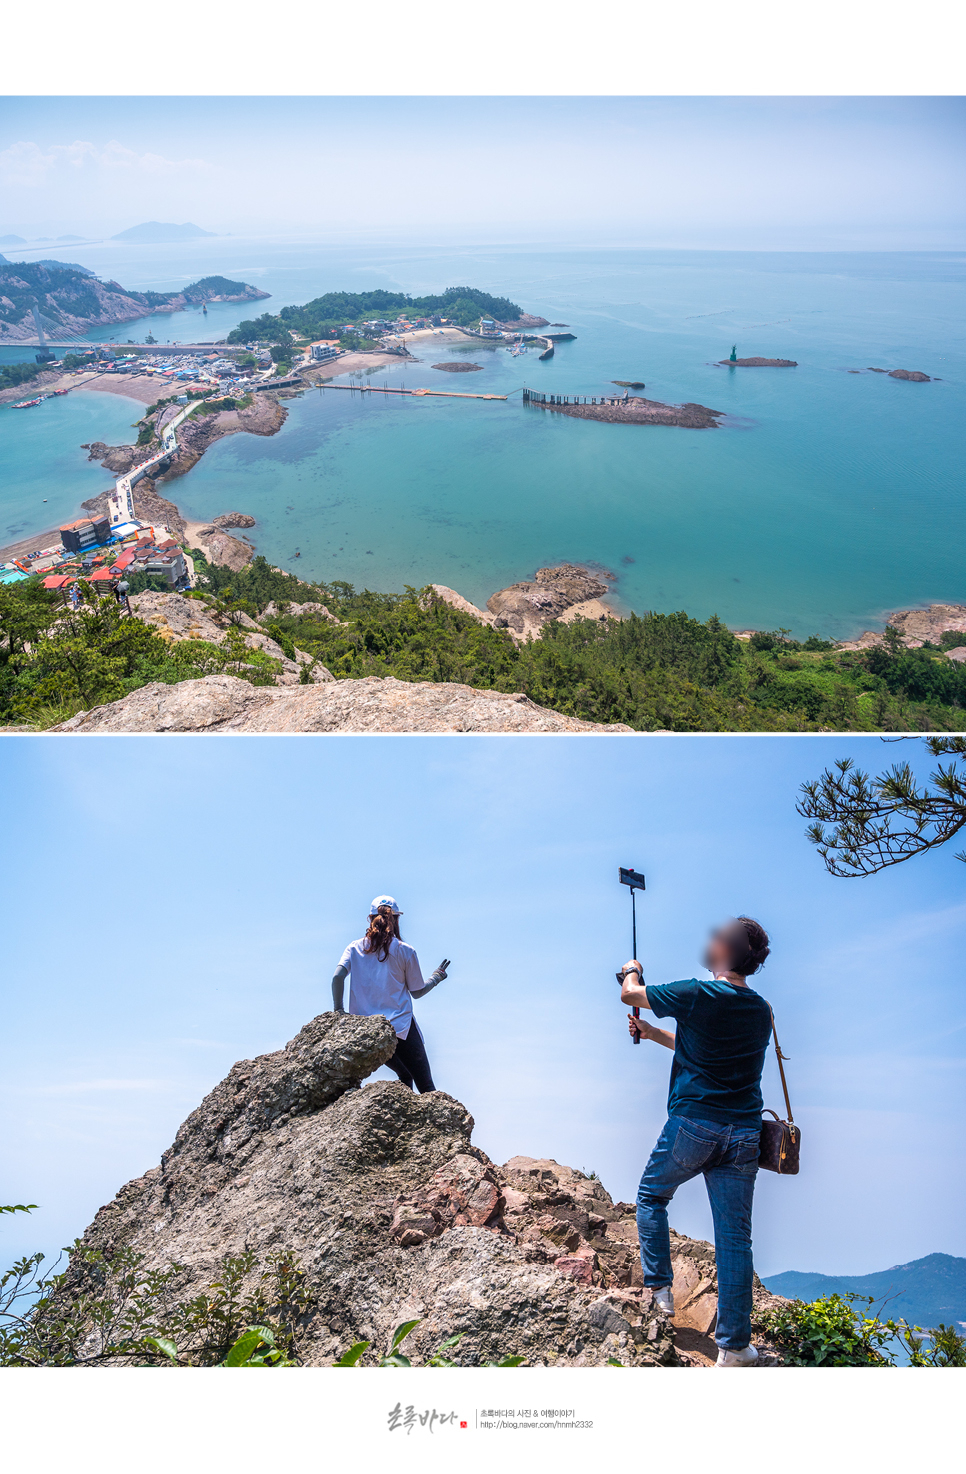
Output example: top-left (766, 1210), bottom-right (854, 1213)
top-left (637, 1115), bottom-right (760, 1351)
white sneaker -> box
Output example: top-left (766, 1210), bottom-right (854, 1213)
top-left (715, 1344), bottom-right (759, 1367)
top-left (653, 1287), bottom-right (675, 1316)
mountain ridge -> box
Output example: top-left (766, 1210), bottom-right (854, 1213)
top-left (763, 1252), bottom-right (966, 1329)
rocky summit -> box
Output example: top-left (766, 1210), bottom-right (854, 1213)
top-left (59, 1014), bottom-right (786, 1367)
top-left (51, 673), bottom-right (633, 734)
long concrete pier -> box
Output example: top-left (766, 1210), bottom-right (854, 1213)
top-left (318, 383), bottom-right (507, 401)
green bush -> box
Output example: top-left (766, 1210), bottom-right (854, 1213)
top-left (1, 1228), bottom-right (310, 1367)
top-left (756, 1292), bottom-right (966, 1367)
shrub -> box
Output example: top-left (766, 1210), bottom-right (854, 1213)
top-left (0, 1218), bottom-right (311, 1368)
top-left (756, 1293), bottom-right (966, 1367)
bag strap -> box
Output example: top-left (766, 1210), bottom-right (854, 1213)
top-left (768, 1007), bottom-right (794, 1124)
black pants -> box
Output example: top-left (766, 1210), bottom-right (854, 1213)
top-left (386, 1019), bottom-right (436, 1093)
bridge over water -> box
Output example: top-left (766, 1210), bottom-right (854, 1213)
top-left (14, 341), bottom-right (240, 355)
top-left (108, 397), bottom-right (208, 528)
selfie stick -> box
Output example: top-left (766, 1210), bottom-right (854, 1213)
top-left (619, 867), bottom-right (646, 1044)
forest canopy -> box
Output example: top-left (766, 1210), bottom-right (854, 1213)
top-left (226, 286), bottom-right (524, 344)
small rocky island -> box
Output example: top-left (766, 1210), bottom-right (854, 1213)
top-left (613, 380), bottom-right (646, 389)
top-left (718, 357), bottom-right (797, 367)
top-left (431, 361), bottom-right (484, 372)
top-left (867, 368), bottom-right (933, 380)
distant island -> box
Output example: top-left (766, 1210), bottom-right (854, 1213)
top-left (111, 221), bottom-right (215, 244)
top-left (0, 260), bottom-right (269, 342)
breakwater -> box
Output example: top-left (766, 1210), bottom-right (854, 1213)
top-left (522, 387), bottom-right (723, 429)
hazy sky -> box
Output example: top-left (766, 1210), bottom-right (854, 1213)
top-left (2, 733), bottom-right (963, 1284)
top-left (1, 96), bottom-right (964, 249)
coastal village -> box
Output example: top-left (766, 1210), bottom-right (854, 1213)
top-left (2, 272), bottom-right (962, 736)
top-left (0, 296), bottom-right (562, 590)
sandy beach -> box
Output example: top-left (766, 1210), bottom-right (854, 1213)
top-left (304, 327), bottom-right (478, 384)
top-left (74, 372), bottom-right (166, 406)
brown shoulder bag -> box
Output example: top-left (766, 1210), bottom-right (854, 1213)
top-left (759, 1009), bottom-right (801, 1174)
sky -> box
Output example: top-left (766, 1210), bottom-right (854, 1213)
top-left (1, 96), bottom-right (964, 251)
top-left (1, 733), bottom-right (964, 1285)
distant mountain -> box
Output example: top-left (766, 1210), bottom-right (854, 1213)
top-left (0, 254), bottom-right (8, 266)
top-left (764, 1253), bottom-right (966, 1330)
top-left (0, 234), bottom-right (27, 245)
top-left (112, 221), bottom-right (215, 244)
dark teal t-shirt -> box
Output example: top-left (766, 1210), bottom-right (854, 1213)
top-left (644, 977), bottom-right (772, 1128)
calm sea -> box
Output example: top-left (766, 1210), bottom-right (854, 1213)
top-left (2, 239), bottom-right (963, 639)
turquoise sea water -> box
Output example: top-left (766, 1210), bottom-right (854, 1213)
top-left (2, 241), bottom-right (963, 639)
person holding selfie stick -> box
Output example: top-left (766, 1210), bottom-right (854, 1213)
top-left (618, 916), bottom-right (773, 1367)
top-left (332, 895), bottom-right (449, 1093)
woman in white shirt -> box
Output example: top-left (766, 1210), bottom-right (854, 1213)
top-left (331, 895), bottom-right (449, 1093)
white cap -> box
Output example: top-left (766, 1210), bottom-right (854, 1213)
top-left (369, 895), bottom-right (402, 916)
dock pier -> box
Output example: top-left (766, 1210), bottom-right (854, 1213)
top-left (523, 388), bottom-right (628, 407)
top-left (317, 383), bottom-right (507, 401)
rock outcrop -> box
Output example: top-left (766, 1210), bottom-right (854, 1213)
top-left (126, 594), bottom-right (332, 686)
top-left (50, 673), bottom-right (633, 733)
top-left (486, 564), bottom-right (616, 640)
top-left (188, 528), bottom-right (254, 571)
top-left (209, 512), bottom-right (256, 530)
top-left (888, 370), bottom-right (931, 382)
top-left (83, 441), bottom-right (157, 476)
top-left (835, 602), bottom-right (966, 652)
top-left (261, 600), bottom-right (342, 624)
top-left (54, 1013), bottom-right (783, 1366)
top-left (536, 397), bottom-right (724, 429)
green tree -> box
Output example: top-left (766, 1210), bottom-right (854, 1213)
top-left (798, 737), bottom-right (966, 876)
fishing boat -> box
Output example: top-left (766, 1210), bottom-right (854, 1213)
top-left (12, 396), bottom-right (45, 408)
top-left (50, 388), bottom-right (69, 396)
